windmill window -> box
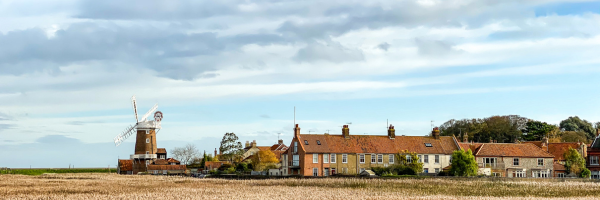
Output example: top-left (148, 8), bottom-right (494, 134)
top-left (304, 140), bottom-right (309, 145)
top-left (424, 143), bottom-right (432, 147)
top-left (146, 138), bottom-right (150, 143)
top-left (146, 130), bottom-right (149, 134)
top-left (317, 140), bottom-right (321, 145)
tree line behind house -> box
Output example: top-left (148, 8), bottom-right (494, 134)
top-left (439, 115), bottom-right (600, 144)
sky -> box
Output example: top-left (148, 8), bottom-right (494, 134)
top-left (1, 0), bottom-right (600, 168)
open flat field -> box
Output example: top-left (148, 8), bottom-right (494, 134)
top-left (1, 174), bottom-right (600, 199)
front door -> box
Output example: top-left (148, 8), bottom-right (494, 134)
top-left (324, 168), bottom-right (329, 176)
top-left (313, 168), bottom-right (318, 176)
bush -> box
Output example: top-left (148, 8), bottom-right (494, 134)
top-left (580, 168), bottom-right (591, 178)
top-left (371, 166), bottom-right (416, 176)
top-left (218, 164), bottom-right (233, 171)
top-left (236, 163), bottom-right (248, 172)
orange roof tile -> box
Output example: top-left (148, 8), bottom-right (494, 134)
top-left (548, 143), bottom-right (581, 161)
top-left (299, 134), bottom-right (459, 154)
top-left (475, 143), bottom-right (554, 158)
top-left (147, 165), bottom-right (186, 171)
top-left (166, 158), bottom-right (180, 163)
top-left (157, 148), bottom-right (167, 154)
top-left (553, 162), bottom-right (566, 171)
top-left (523, 141), bottom-right (543, 148)
top-left (154, 159), bottom-right (169, 165)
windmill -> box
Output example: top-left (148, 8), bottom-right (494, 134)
top-left (113, 96), bottom-right (163, 147)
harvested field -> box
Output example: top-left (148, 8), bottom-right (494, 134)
top-left (1, 174), bottom-right (600, 199)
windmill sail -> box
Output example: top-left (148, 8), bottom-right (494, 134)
top-left (140, 104), bottom-right (158, 122)
top-left (132, 96), bottom-right (139, 122)
top-left (114, 124), bottom-right (137, 146)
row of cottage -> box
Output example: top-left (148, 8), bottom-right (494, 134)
top-left (270, 124), bottom-right (596, 178)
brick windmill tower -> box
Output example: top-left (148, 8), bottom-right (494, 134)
top-left (114, 95), bottom-right (163, 173)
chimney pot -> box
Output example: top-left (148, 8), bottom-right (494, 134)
top-left (278, 139), bottom-right (283, 144)
top-left (342, 124), bottom-right (350, 139)
top-left (388, 124), bottom-right (395, 139)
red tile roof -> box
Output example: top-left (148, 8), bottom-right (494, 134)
top-left (298, 134), bottom-right (460, 154)
top-left (548, 143), bottom-right (582, 161)
top-left (147, 165), bottom-right (186, 170)
top-left (166, 158), bottom-right (180, 164)
top-left (553, 162), bottom-right (566, 171)
top-left (205, 161), bottom-right (227, 170)
top-left (157, 148), bottom-right (167, 154)
top-left (257, 146), bottom-right (272, 151)
top-left (154, 159), bottom-right (169, 165)
top-left (118, 159), bottom-right (132, 171)
top-left (270, 143), bottom-right (288, 151)
top-left (459, 143), bottom-right (483, 153)
top-left (474, 143), bottom-right (554, 158)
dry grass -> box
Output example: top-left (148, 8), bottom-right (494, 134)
top-left (1, 174), bottom-right (600, 199)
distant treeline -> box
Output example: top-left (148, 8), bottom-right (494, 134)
top-left (1, 168), bottom-right (116, 175)
top-left (439, 115), bottom-right (600, 144)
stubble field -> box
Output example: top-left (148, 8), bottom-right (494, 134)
top-left (1, 173), bottom-right (600, 199)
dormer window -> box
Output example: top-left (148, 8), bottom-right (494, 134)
top-left (304, 140), bottom-right (309, 145)
top-left (317, 140), bottom-right (321, 145)
top-left (424, 143), bottom-right (432, 147)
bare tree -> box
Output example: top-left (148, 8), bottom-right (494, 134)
top-left (171, 144), bottom-right (200, 165)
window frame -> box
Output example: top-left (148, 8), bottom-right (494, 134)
top-left (417, 155), bottom-right (422, 163)
top-left (591, 156), bottom-right (599, 165)
top-left (324, 154), bottom-right (329, 163)
top-left (331, 154), bottom-right (336, 163)
top-left (434, 155), bottom-right (439, 164)
top-left (424, 155), bottom-right (429, 163)
top-left (537, 158), bottom-right (544, 166)
top-left (424, 143), bottom-right (432, 147)
top-left (293, 142), bottom-right (298, 153)
top-left (377, 154), bottom-right (383, 163)
top-left (371, 153), bottom-right (376, 163)
top-left (304, 140), bottom-right (309, 145)
top-left (513, 158), bottom-right (520, 166)
top-left (389, 154), bottom-right (394, 164)
top-left (146, 138), bottom-right (150, 143)
top-left (313, 168), bottom-right (318, 176)
top-left (316, 140), bottom-right (321, 145)
top-left (359, 154), bottom-right (365, 163)
top-left (313, 154), bottom-right (318, 163)
top-left (342, 154), bottom-right (348, 163)
top-left (406, 155), bottom-right (412, 163)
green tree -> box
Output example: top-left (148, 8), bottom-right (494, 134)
top-left (564, 147), bottom-right (586, 176)
top-left (560, 131), bottom-right (589, 143)
top-left (560, 116), bottom-right (596, 140)
top-left (395, 150), bottom-right (424, 174)
top-left (218, 132), bottom-right (244, 163)
top-left (522, 120), bottom-right (558, 141)
top-left (449, 149), bottom-right (478, 176)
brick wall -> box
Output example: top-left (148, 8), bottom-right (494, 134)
top-left (134, 129), bottom-right (157, 155)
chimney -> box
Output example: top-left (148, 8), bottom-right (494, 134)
top-left (278, 139), bottom-right (283, 145)
top-left (245, 141), bottom-right (250, 148)
top-left (342, 125), bottom-right (350, 139)
top-left (294, 124), bottom-right (301, 139)
top-left (432, 127), bottom-right (440, 139)
top-left (463, 132), bottom-right (468, 143)
top-left (214, 148), bottom-right (217, 156)
top-left (388, 124), bottom-right (395, 139)
top-left (252, 140), bottom-right (257, 148)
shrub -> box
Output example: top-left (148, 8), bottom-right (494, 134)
top-left (236, 163), bottom-right (248, 172)
top-left (580, 168), bottom-right (591, 178)
top-left (218, 164), bottom-right (233, 171)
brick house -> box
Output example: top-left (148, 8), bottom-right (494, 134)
top-left (117, 159), bottom-right (133, 175)
top-left (284, 124), bottom-right (460, 176)
top-left (587, 130), bottom-right (600, 179)
top-left (460, 142), bottom-right (554, 177)
top-left (524, 139), bottom-right (586, 177)
top-left (242, 139), bottom-right (288, 162)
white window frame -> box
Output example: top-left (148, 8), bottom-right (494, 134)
top-left (342, 154), bottom-right (348, 163)
top-left (537, 158), bottom-right (544, 166)
top-left (331, 154), bottom-right (336, 163)
top-left (591, 156), bottom-right (599, 165)
top-left (513, 158), bottom-right (520, 166)
top-left (313, 154), bottom-right (318, 163)
top-left (434, 155), bottom-right (439, 164)
top-left (359, 154), bottom-right (365, 163)
top-left (557, 173), bottom-right (565, 178)
top-left (324, 154), bottom-right (329, 163)
top-left (371, 154), bottom-right (376, 163)
top-left (515, 170), bottom-right (525, 177)
top-left (377, 154), bottom-right (383, 163)
top-left (424, 155), bottom-right (429, 163)
top-left (406, 155), bottom-right (412, 163)
top-left (389, 154), bottom-right (394, 164)
top-left (146, 130), bottom-right (149, 134)
top-left (417, 155), bottom-right (422, 163)
top-left (146, 138), bottom-right (150, 143)
top-left (313, 168), bottom-right (318, 176)
top-left (592, 171), bottom-right (600, 179)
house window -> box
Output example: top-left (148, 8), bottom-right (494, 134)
top-left (537, 158), bottom-right (544, 166)
top-left (417, 155), bottom-right (422, 163)
top-left (342, 154), bottom-right (348, 163)
top-left (492, 172), bottom-right (501, 177)
top-left (406, 155), bottom-right (412, 163)
top-left (435, 155), bottom-right (439, 164)
top-left (313, 168), bottom-right (318, 176)
top-left (160, 155), bottom-right (165, 159)
top-left (434, 168), bottom-right (439, 173)
top-left (331, 154), bottom-right (336, 163)
top-left (377, 154), bottom-right (383, 163)
top-left (294, 142), bottom-right (298, 153)
top-left (304, 140), bottom-right (309, 145)
top-left (146, 138), bottom-right (150, 143)
top-left (324, 154), bottom-right (329, 163)
top-left (317, 140), bottom-right (321, 145)
top-left (424, 155), bottom-right (429, 163)
top-left (592, 171), bottom-right (600, 179)
top-left (533, 170), bottom-right (549, 178)
top-left (589, 156), bottom-right (598, 165)
top-left (146, 130), bottom-right (149, 134)
top-left (483, 157), bottom-right (497, 167)
top-left (424, 143), bottom-right (432, 147)
top-left (557, 173), bottom-right (565, 178)
top-left (514, 170), bottom-right (525, 177)
top-left (292, 155), bottom-right (299, 166)
top-left (359, 154), bottom-right (365, 163)
top-left (371, 154), bottom-right (376, 163)
top-left (424, 168), bottom-right (429, 173)
top-left (513, 158), bottom-right (520, 166)
top-left (313, 154), bottom-right (318, 163)
top-left (389, 154), bottom-right (394, 164)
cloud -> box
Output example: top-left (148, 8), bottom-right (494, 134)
top-left (414, 38), bottom-right (461, 56)
top-left (293, 41), bottom-right (364, 63)
top-left (35, 135), bottom-right (81, 144)
top-left (376, 42), bottom-right (390, 51)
